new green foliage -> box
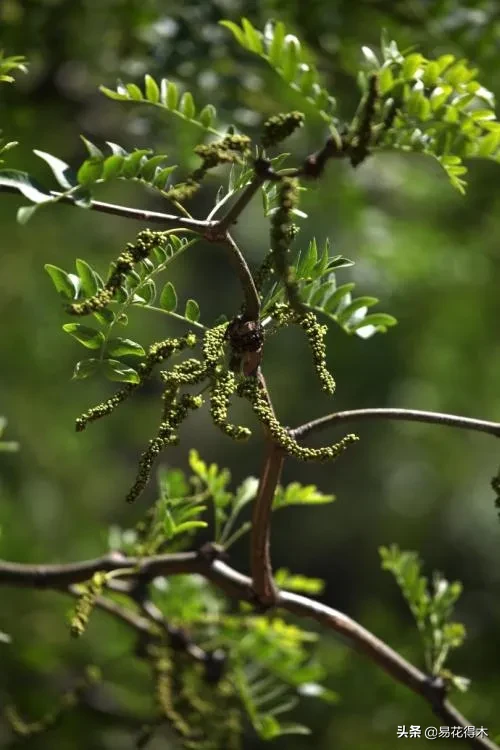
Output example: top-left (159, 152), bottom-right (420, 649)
top-left (380, 545), bottom-right (469, 691)
top-left (100, 75), bottom-right (220, 135)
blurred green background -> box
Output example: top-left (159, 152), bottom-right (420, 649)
top-left (1, 1), bottom-right (500, 748)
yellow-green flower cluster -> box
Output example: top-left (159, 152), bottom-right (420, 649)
top-left (161, 358), bottom-right (207, 387)
top-left (75, 333), bottom-right (198, 431)
top-left (210, 367), bottom-right (251, 441)
top-left (146, 644), bottom-right (242, 750)
top-left (269, 303), bottom-right (335, 395)
top-left (269, 301), bottom-right (296, 328)
top-left (261, 111), bottom-right (304, 148)
top-left (298, 312), bottom-right (336, 395)
top-left (68, 229), bottom-right (166, 316)
top-left (165, 178), bottom-right (201, 203)
top-left (194, 134), bottom-right (251, 174)
top-left (88, 318), bottom-right (257, 504)
top-left (69, 572), bottom-right (106, 637)
top-left (253, 250), bottom-right (275, 295)
top-left (153, 650), bottom-right (194, 739)
top-left (238, 377), bottom-right (358, 461)
top-left (350, 73), bottom-right (379, 167)
top-left (202, 322), bottom-right (229, 366)
top-left (4, 668), bottom-right (100, 738)
top-left (270, 177), bottom-right (303, 312)
top-left (165, 135), bottom-right (252, 204)
top-left (75, 385), bottom-right (135, 432)
top-left (126, 390), bottom-right (203, 503)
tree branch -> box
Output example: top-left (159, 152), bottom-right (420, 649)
top-left (0, 551), bottom-right (202, 588)
top-left (280, 589), bottom-right (498, 750)
top-left (1, 555), bottom-right (497, 748)
top-left (221, 233), bottom-right (260, 320)
top-left (214, 174), bottom-right (265, 234)
top-left (250, 440), bottom-right (285, 606)
top-left (290, 407), bottom-right (500, 440)
top-left (0, 184), bottom-right (213, 232)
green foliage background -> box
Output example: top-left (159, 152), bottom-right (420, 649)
top-left (1, 1), bottom-right (500, 747)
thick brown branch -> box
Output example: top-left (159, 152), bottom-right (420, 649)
top-left (280, 590), bottom-right (498, 750)
top-left (250, 441), bottom-right (285, 606)
top-left (1, 555), bottom-right (497, 748)
top-left (206, 565), bottom-right (499, 750)
top-left (291, 408), bottom-right (500, 440)
top-left (0, 551), bottom-right (202, 588)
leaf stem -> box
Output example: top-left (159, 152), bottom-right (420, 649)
top-left (138, 305), bottom-right (207, 330)
top-left (215, 174), bottom-right (265, 233)
top-left (222, 233), bottom-right (261, 320)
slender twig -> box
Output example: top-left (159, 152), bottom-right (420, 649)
top-left (2, 555), bottom-right (498, 749)
top-left (222, 233), bottom-right (260, 320)
top-left (214, 174), bottom-right (265, 234)
top-left (0, 184), bottom-right (213, 232)
top-left (250, 441), bottom-right (285, 606)
top-left (137, 305), bottom-right (208, 330)
top-left (205, 186), bottom-right (239, 221)
top-left (290, 407), bottom-right (500, 440)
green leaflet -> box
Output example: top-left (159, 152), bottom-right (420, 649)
top-left (100, 75), bottom-right (221, 135)
top-left (221, 18), bottom-right (338, 128)
top-left (0, 52), bottom-right (27, 83)
top-left (362, 35), bottom-right (500, 193)
top-left (380, 545), bottom-right (469, 688)
top-left (262, 238), bottom-right (397, 338)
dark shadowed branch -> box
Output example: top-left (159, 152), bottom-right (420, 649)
top-left (1, 553), bottom-right (497, 750)
top-left (0, 184), bottom-right (214, 231)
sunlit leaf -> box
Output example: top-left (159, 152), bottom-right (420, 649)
top-left (63, 322), bottom-right (104, 349)
top-left (76, 259), bottom-right (100, 297)
top-left (45, 264), bottom-right (80, 300)
top-left (179, 91), bottom-right (195, 119)
top-left (0, 169), bottom-right (52, 203)
top-left (160, 281), bottom-right (177, 312)
top-left (106, 338), bottom-right (145, 357)
top-left (33, 150), bottom-right (75, 190)
top-left (144, 73), bottom-right (160, 103)
top-left (102, 359), bottom-right (140, 384)
top-left (72, 358), bottom-right (99, 380)
top-left (184, 299), bottom-right (200, 322)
